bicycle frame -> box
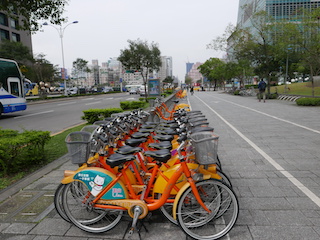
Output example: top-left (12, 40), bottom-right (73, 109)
top-left (61, 142), bottom-right (212, 220)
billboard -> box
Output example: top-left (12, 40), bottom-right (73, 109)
top-left (148, 79), bottom-right (160, 96)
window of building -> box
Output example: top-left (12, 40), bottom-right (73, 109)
top-left (0, 13), bottom-right (8, 26)
top-left (12, 32), bottom-right (20, 42)
top-left (0, 29), bottom-right (10, 40)
top-left (10, 18), bottom-right (18, 29)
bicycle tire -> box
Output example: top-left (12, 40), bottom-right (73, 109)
top-left (62, 181), bottom-right (123, 233)
top-left (216, 169), bottom-right (232, 188)
top-left (54, 183), bottom-right (70, 222)
top-left (176, 179), bottom-right (239, 240)
top-left (158, 194), bottom-right (178, 225)
top-left (159, 170), bottom-right (232, 225)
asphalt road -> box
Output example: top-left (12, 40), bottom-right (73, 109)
top-left (0, 92), bottom-right (140, 134)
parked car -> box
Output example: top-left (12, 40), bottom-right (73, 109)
top-left (102, 87), bottom-right (114, 93)
top-left (139, 86), bottom-right (148, 96)
top-left (129, 88), bottom-right (139, 94)
top-left (66, 87), bottom-right (78, 95)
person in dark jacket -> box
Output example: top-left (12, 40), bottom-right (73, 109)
top-left (258, 79), bottom-right (266, 102)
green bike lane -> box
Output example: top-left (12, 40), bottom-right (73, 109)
top-left (1, 90), bottom-right (320, 239)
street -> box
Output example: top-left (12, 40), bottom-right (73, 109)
top-left (0, 92), bottom-right (140, 134)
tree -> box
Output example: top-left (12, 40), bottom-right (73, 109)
top-left (163, 76), bottom-right (174, 84)
top-left (72, 58), bottom-right (90, 87)
top-left (198, 58), bottom-right (227, 91)
top-left (32, 54), bottom-right (59, 84)
top-left (208, 11), bottom-right (284, 93)
top-left (118, 39), bottom-right (161, 99)
top-left (0, 0), bottom-right (68, 31)
top-left (0, 40), bottom-right (34, 64)
top-left (291, 8), bottom-right (320, 97)
top-left (185, 76), bottom-right (192, 85)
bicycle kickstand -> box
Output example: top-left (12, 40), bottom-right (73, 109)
top-left (122, 205), bottom-right (143, 239)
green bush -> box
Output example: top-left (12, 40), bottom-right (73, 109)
top-left (0, 130), bottom-right (51, 175)
top-left (234, 90), bottom-right (240, 95)
top-left (268, 93), bottom-right (278, 99)
top-left (245, 84), bottom-right (258, 89)
top-left (296, 97), bottom-right (320, 106)
top-left (255, 92), bottom-right (278, 99)
top-left (120, 101), bottom-right (146, 110)
top-left (138, 97), bottom-right (157, 102)
top-left (82, 108), bottom-right (123, 124)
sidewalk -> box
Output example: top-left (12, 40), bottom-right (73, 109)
top-left (1, 90), bottom-right (320, 239)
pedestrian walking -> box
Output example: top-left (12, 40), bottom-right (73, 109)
top-left (258, 79), bottom-right (266, 102)
top-left (190, 86), bottom-right (194, 95)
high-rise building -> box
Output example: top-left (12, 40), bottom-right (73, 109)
top-left (158, 56), bottom-right (173, 81)
top-left (237, 0), bottom-right (320, 28)
top-left (186, 62), bottom-right (194, 75)
top-left (186, 62), bottom-right (204, 84)
top-left (0, 11), bottom-right (32, 52)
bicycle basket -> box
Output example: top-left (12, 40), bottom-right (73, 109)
top-left (190, 131), bottom-right (219, 165)
top-left (65, 131), bottom-right (92, 164)
top-left (81, 125), bottom-right (99, 134)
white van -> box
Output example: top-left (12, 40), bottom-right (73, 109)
top-left (139, 85), bottom-right (148, 96)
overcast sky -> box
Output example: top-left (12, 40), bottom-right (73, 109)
top-left (31, 0), bottom-right (239, 81)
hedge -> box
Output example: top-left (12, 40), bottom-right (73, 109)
top-left (296, 97), bottom-right (320, 106)
top-left (82, 108), bottom-right (123, 124)
top-left (120, 101), bottom-right (147, 110)
top-left (0, 129), bottom-right (51, 175)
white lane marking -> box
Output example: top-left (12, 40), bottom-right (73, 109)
top-left (85, 101), bottom-right (101, 106)
top-left (187, 97), bottom-right (192, 111)
top-left (57, 101), bottom-right (76, 106)
top-left (81, 98), bottom-right (94, 100)
top-left (105, 98), bottom-right (114, 100)
top-left (126, 98), bottom-right (135, 100)
top-left (215, 96), bottom-right (320, 135)
top-left (14, 110), bottom-right (54, 119)
top-left (196, 95), bottom-right (320, 208)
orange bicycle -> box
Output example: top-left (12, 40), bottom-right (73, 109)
top-left (59, 137), bottom-right (238, 239)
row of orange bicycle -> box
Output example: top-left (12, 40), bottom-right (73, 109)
top-left (54, 95), bottom-right (239, 240)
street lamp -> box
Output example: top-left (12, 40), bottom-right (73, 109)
top-left (43, 21), bottom-right (78, 96)
top-left (284, 47), bottom-right (292, 94)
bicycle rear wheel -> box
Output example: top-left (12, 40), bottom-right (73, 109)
top-left (176, 179), bottom-right (239, 240)
top-left (62, 181), bottom-right (123, 233)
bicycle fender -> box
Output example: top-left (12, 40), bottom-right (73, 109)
top-left (153, 164), bottom-right (187, 194)
top-left (172, 182), bottom-right (191, 220)
top-left (61, 167), bottom-right (129, 200)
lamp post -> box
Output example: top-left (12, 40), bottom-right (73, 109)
top-left (43, 21), bottom-right (78, 96)
top-left (284, 47), bottom-right (292, 94)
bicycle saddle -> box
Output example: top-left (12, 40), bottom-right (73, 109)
top-left (125, 138), bottom-right (147, 147)
top-left (115, 145), bottom-right (142, 155)
top-left (144, 149), bottom-right (172, 163)
top-left (148, 141), bottom-right (172, 150)
top-left (106, 153), bottom-right (136, 168)
top-left (153, 134), bottom-right (174, 142)
top-left (130, 132), bottom-right (150, 139)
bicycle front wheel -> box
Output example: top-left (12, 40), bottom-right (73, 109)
top-left (62, 181), bottom-right (123, 233)
top-left (176, 179), bottom-right (239, 240)
top-left (54, 183), bottom-right (70, 222)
